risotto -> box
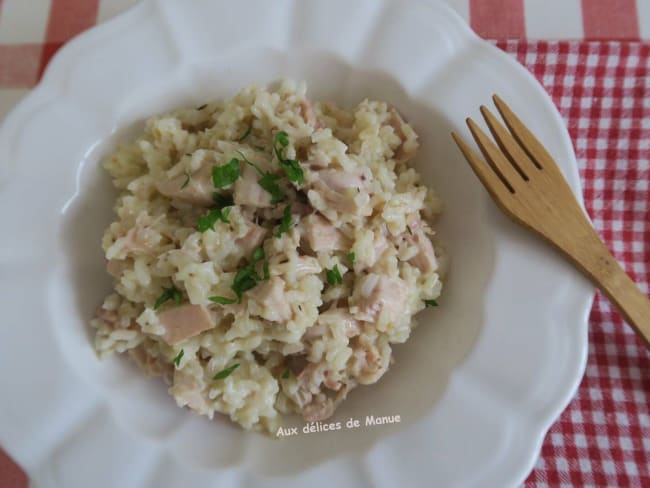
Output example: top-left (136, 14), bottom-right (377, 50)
top-left (92, 80), bottom-right (445, 434)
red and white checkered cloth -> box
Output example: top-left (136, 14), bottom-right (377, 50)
top-left (0, 1), bottom-right (649, 487)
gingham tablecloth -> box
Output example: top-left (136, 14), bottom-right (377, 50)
top-left (1, 1), bottom-right (649, 487)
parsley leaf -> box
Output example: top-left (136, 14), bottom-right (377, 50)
top-left (197, 193), bottom-right (234, 232)
top-left (282, 369), bottom-right (290, 379)
top-left (279, 158), bottom-right (304, 183)
top-left (173, 349), bottom-right (184, 367)
top-left (262, 261), bottom-right (270, 280)
top-left (424, 299), bottom-right (439, 307)
top-left (180, 171), bottom-right (191, 189)
top-left (252, 246), bottom-right (265, 262)
top-left (238, 124), bottom-right (253, 142)
top-left (230, 246), bottom-right (267, 301)
top-left (273, 131), bottom-right (304, 184)
top-left (209, 296), bottom-right (238, 305)
top-left (212, 158), bottom-right (240, 188)
top-left (236, 150), bottom-right (286, 204)
top-left (197, 207), bottom-right (230, 232)
top-left (348, 252), bottom-right (356, 264)
top-left (326, 265), bottom-right (343, 285)
top-left (258, 172), bottom-right (285, 204)
top-left (154, 286), bottom-right (182, 310)
top-left (213, 363), bottom-right (239, 380)
top-left (275, 205), bottom-right (292, 237)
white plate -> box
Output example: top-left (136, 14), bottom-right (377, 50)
top-left (0, 0), bottom-right (593, 486)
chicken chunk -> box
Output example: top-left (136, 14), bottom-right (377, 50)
top-left (248, 277), bottom-right (292, 323)
top-left (235, 223), bottom-right (267, 256)
top-left (293, 256), bottom-right (322, 277)
top-left (409, 229), bottom-right (437, 273)
top-left (233, 165), bottom-right (272, 208)
top-left (404, 216), bottom-right (438, 273)
top-left (158, 304), bottom-right (216, 345)
top-left (354, 274), bottom-right (408, 324)
top-left (171, 370), bottom-right (209, 413)
top-left (302, 214), bottom-right (347, 252)
top-left (311, 169), bottom-right (369, 214)
top-left (301, 100), bottom-right (323, 130)
top-left (156, 163), bottom-right (214, 206)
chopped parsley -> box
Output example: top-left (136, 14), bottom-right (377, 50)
top-left (237, 150), bottom-right (286, 204)
top-left (424, 299), bottom-right (439, 307)
top-left (154, 286), bottom-right (182, 310)
top-left (238, 124), bottom-right (253, 142)
top-left (326, 265), bottom-right (343, 285)
top-left (212, 158), bottom-right (241, 188)
top-left (209, 296), bottom-right (238, 305)
top-left (273, 131), bottom-right (304, 184)
top-left (254, 145), bottom-right (266, 152)
top-left (197, 193), bottom-right (234, 232)
top-left (282, 369), bottom-right (290, 379)
top-left (213, 363), bottom-right (239, 380)
top-left (275, 205), bottom-right (292, 237)
top-left (348, 252), bottom-right (356, 264)
top-left (180, 171), bottom-right (191, 189)
top-left (197, 104), bottom-right (207, 110)
top-left (197, 206), bottom-right (231, 232)
top-left (230, 246), bottom-right (268, 301)
top-left (172, 349), bottom-right (184, 367)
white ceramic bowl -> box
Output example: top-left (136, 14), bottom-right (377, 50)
top-left (0, 0), bottom-right (593, 486)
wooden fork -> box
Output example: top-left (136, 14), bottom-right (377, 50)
top-left (452, 95), bottom-right (650, 348)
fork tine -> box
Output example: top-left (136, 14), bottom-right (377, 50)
top-left (466, 118), bottom-right (521, 193)
top-left (480, 105), bottom-right (535, 181)
top-left (451, 132), bottom-right (513, 199)
top-left (492, 95), bottom-right (552, 170)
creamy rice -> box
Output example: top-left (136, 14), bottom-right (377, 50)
top-left (92, 80), bottom-right (445, 434)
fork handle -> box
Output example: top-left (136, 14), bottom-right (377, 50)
top-left (570, 225), bottom-right (650, 348)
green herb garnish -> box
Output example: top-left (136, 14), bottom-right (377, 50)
top-left (180, 171), bottom-right (191, 189)
top-left (212, 158), bottom-right (241, 188)
top-left (238, 124), bottom-right (253, 142)
top-left (326, 265), bottom-right (343, 285)
top-left (237, 150), bottom-right (286, 204)
top-left (348, 252), bottom-right (356, 264)
top-left (197, 193), bottom-right (234, 232)
top-left (197, 104), bottom-right (207, 110)
top-left (262, 261), bottom-right (270, 280)
top-left (197, 207), bottom-right (231, 232)
top-left (230, 246), bottom-right (267, 301)
top-left (209, 296), bottom-right (238, 304)
top-left (424, 299), bottom-right (438, 307)
top-left (275, 205), bottom-right (292, 237)
top-left (282, 369), bottom-right (290, 379)
top-left (254, 145), bottom-right (266, 152)
top-left (273, 131), bottom-right (304, 184)
top-left (213, 363), bottom-right (239, 380)
top-left (173, 349), bottom-right (184, 367)
top-left (154, 286), bottom-right (182, 310)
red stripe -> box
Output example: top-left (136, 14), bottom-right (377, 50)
top-left (0, 448), bottom-right (27, 488)
top-left (0, 44), bottom-right (43, 88)
top-left (38, 0), bottom-right (100, 80)
top-left (44, 0), bottom-right (100, 43)
top-left (581, 0), bottom-right (640, 40)
top-left (469, 0), bottom-right (526, 39)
